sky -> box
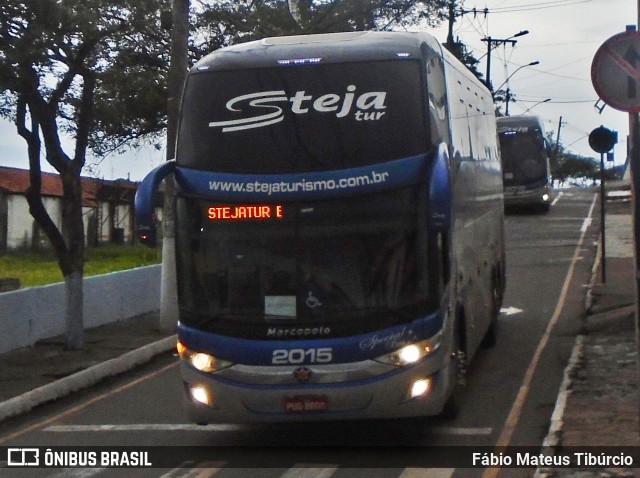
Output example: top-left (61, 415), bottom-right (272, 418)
top-left (424, 0), bottom-right (637, 165)
top-left (0, 0), bottom-right (637, 181)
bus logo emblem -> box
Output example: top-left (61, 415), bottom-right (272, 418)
top-left (208, 85), bottom-right (387, 132)
top-left (293, 367), bottom-right (312, 383)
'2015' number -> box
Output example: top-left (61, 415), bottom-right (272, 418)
top-left (272, 348), bottom-right (333, 365)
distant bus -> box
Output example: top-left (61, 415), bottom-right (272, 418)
top-left (135, 31), bottom-right (505, 423)
top-left (497, 115), bottom-right (553, 212)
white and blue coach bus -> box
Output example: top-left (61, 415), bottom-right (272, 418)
top-left (497, 115), bottom-right (553, 212)
top-left (135, 31), bottom-right (505, 423)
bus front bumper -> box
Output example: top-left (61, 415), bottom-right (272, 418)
top-left (504, 185), bottom-right (553, 208)
top-left (180, 356), bottom-right (456, 424)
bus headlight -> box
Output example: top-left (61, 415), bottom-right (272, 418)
top-left (374, 333), bottom-right (441, 367)
top-left (177, 341), bottom-right (234, 373)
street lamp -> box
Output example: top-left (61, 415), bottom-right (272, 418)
top-left (495, 60), bottom-right (539, 92)
top-left (494, 60), bottom-right (540, 115)
top-left (481, 30), bottom-right (529, 90)
top-left (522, 98), bottom-right (551, 115)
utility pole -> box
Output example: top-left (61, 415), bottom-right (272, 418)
top-left (446, 0), bottom-right (455, 47)
top-left (160, 0), bottom-right (189, 332)
top-left (589, 126), bottom-right (618, 284)
top-left (551, 116), bottom-right (563, 172)
top-left (482, 30), bottom-right (529, 91)
top-left (631, 7), bottom-right (640, 426)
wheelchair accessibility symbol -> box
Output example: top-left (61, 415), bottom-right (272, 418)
top-left (306, 291), bottom-right (322, 309)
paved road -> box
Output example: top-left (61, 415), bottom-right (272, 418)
top-left (0, 189), bottom-right (601, 478)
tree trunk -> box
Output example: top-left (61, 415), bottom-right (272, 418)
top-left (65, 271), bottom-right (84, 348)
top-left (24, 166), bottom-right (86, 349)
top-left (160, 0), bottom-right (190, 332)
top-left (59, 169), bottom-right (86, 349)
top-left (288, 0), bottom-right (304, 27)
top-left (18, 93), bottom-right (87, 349)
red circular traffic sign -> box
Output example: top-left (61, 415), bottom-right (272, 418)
top-left (591, 30), bottom-right (640, 113)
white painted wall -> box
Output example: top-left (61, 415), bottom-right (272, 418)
top-left (6, 194), bottom-right (65, 250)
top-left (6, 195), bottom-right (32, 249)
top-left (0, 264), bottom-right (161, 355)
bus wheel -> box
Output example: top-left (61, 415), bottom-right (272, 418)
top-left (440, 323), bottom-right (466, 420)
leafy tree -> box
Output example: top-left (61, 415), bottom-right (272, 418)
top-left (0, 0), bottom-right (452, 349)
top-left (0, 0), bottom-right (169, 348)
top-left (192, 0), bottom-right (449, 53)
top-left (553, 151), bottom-right (598, 185)
top-left (444, 39), bottom-right (483, 82)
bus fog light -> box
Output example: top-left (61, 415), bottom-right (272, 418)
top-left (190, 385), bottom-right (213, 406)
top-left (410, 378), bottom-right (432, 398)
top-left (542, 193), bottom-right (550, 202)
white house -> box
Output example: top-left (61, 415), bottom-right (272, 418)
top-left (0, 166), bottom-right (148, 251)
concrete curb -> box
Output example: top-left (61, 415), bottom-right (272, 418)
top-left (542, 335), bottom-right (585, 447)
top-left (0, 335), bottom-right (176, 423)
top-left (533, 335), bottom-right (585, 478)
top-left (533, 219), bottom-right (603, 478)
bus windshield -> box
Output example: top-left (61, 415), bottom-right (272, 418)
top-left (176, 185), bottom-right (434, 338)
top-left (177, 60), bottom-right (428, 173)
top-left (499, 128), bottom-right (547, 187)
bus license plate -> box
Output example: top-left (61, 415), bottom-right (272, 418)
top-left (284, 396), bottom-right (328, 413)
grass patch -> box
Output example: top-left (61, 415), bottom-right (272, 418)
top-left (0, 245), bottom-right (161, 288)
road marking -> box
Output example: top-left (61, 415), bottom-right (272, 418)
top-left (482, 193), bottom-right (598, 478)
top-left (282, 465), bottom-right (338, 478)
top-left (44, 424), bottom-right (246, 432)
top-left (41, 469), bottom-right (106, 478)
top-left (43, 424), bottom-right (492, 436)
top-left (551, 191), bottom-right (564, 206)
top-left (500, 306), bottom-right (523, 316)
top-left (159, 462), bottom-right (225, 478)
top-left (399, 469), bottom-right (454, 478)
top-left (0, 361), bottom-right (179, 444)
top-left (429, 426), bottom-right (492, 435)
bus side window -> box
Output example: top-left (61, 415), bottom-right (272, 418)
top-left (424, 51), bottom-right (449, 146)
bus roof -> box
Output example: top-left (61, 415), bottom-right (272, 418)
top-left (191, 31), bottom-right (444, 72)
top-left (496, 115), bottom-right (543, 129)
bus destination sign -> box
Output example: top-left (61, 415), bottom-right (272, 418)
top-left (207, 205), bottom-right (284, 221)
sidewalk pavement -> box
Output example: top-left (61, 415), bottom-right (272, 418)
top-left (0, 312), bottom-right (175, 422)
top-left (540, 193), bottom-right (640, 477)
top-left (0, 190), bottom-right (638, 475)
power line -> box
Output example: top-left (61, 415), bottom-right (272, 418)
top-left (488, 0), bottom-right (593, 13)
